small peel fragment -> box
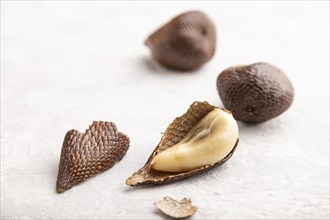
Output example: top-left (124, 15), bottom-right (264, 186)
top-left (155, 197), bottom-right (198, 219)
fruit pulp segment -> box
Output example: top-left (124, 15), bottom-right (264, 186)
top-left (151, 109), bottom-right (238, 172)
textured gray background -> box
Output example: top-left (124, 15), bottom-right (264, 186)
top-left (1, 1), bottom-right (329, 219)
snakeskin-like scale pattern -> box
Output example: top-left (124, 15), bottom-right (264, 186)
top-left (145, 11), bottom-right (216, 71)
top-left (56, 121), bottom-right (129, 193)
top-left (217, 62), bottom-right (294, 123)
top-left (126, 102), bottom-right (238, 186)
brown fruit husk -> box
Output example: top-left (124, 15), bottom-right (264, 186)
top-left (145, 11), bottom-right (216, 71)
top-left (126, 101), bottom-right (238, 187)
top-left (56, 121), bottom-right (129, 193)
top-left (216, 62), bottom-right (294, 123)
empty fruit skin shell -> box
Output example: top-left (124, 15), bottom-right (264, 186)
top-left (217, 62), bottom-right (294, 123)
top-left (56, 121), bottom-right (129, 193)
top-left (145, 11), bottom-right (216, 71)
top-left (125, 101), bottom-right (239, 187)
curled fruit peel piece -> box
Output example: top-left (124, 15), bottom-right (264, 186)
top-left (126, 101), bottom-right (239, 186)
top-left (155, 197), bottom-right (198, 219)
top-left (56, 121), bottom-right (129, 193)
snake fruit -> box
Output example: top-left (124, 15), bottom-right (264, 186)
top-left (145, 11), bottom-right (216, 71)
top-left (217, 62), bottom-right (294, 123)
top-left (126, 101), bottom-right (238, 186)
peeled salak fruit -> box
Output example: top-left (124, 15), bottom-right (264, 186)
top-left (126, 101), bottom-right (239, 186)
top-left (145, 11), bottom-right (217, 71)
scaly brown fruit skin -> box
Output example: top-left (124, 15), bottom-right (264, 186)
top-left (56, 121), bottom-right (129, 193)
top-left (125, 101), bottom-right (238, 187)
top-left (145, 11), bottom-right (216, 71)
top-left (216, 62), bottom-right (294, 123)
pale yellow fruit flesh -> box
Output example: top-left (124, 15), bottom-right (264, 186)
top-left (151, 109), bottom-right (238, 172)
